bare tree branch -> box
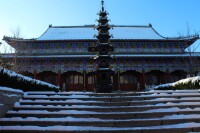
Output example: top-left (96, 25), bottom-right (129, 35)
top-left (11, 27), bottom-right (21, 39)
top-left (177, 23), bottom-right (200, 76)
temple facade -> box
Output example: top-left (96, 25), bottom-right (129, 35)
top-left (2, 0), bottom-right (200, 91)
top-left (3, 24), bottom-right (199, 91)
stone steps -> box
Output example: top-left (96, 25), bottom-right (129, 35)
top-left (18, 99), bottom-right (200, 106)
top-left (5, 109), bottom-right (200, 119)
top-left (1, 90), bottom-right (200, 133)
top-left (13, 103), bottom-right (200, 112)
top-left (1, 115), bottom-right (200, 127)
top-left (23, 93), bottom-right (200, 100)
top-left (25, 90), bottom-right (200, 95)
top-left (1, 124), bottom-right (199, 133)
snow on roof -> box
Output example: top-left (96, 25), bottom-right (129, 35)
top-left (37, 25), bottom-right (165, 41)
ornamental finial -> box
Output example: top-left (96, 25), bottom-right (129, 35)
top-left (101, 0), bottom-right (104, 6)
top-left (101, 0), bottom-right (104, 11)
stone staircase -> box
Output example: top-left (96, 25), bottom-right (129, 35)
top-left (1, 90), bottom-right (200, 133)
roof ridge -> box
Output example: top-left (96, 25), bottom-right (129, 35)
top-left (50, 24), bottom-right (152, 28)
top-left (113, 25), bottom-right (151, 28)
top-left (51, 26), bottom-right (90, 28)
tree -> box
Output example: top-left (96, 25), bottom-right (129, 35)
top-left (0, 42), bottom-right (14, 69)
top-left (9, 27), bottom-right (23, 72)
top-left (1, 27), bottom-right (22, 71)
top-left (178, 23), bottom-right (200, 76)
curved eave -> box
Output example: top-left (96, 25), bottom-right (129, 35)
top-left (184, 36), bottom-right (199, 48)
top-left (5, 38), bottom-right (199, 45)
top-left (2, 53), bottom-right (200, 59)
top-left (2, 36), bottom-right (35, 48)
top-left (3, 34), bottom-right (199, 45)
top-left (10, 36), bottom-right (200, 41)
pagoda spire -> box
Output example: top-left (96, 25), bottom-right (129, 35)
top-left (88, 0), bottom-right (114, 93)
top-left (101, 0), bottom-right (104, 11)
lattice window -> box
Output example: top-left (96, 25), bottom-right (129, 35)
top-left (79, 76), bottom-right (83, 84)
top-left (69, 75), bottom-right (74, 84)
top-left (133, 76), bottom-right (138, 84)
top-left (120, 76), bottom-right (124, 84)
top-left (74, 75), bottom-right (79, 84)
top-left (88, 76), bottom-right (94, 84)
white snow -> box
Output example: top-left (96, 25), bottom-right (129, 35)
top-left (0, 116), bottom-right (102, 122)
top-left (8, 106), bottom-right (200, 114)
top-left (149, 90), bottom-right (200, 93)
top-left (154, 76), bottom-right (200, 90)
top-left (13, 100), bottom-right (200, 109)
top-left (19, 99), bottom-right (98, 103)
top-left (2, 91), bottom-right (200, 131)
top-left (0, 67), bottom-right (59, 90)
top-left (143, 107), bottom-right (200, 113)
top-left (8, 110), bottom-right (100, 114)
top-left (2, 114), bottom-right (200, 122)
top-left (37, 25), bottom-right (164, 41)
top-left (154, 83), bottom-right (173, 89)
top-left (26, 91), bottom-right (94, 95)
top-left (1, 122), bottom-right (200, 131)
top-left (62, 94), bottom-right (90, 98)
top-left (176, 76), bottom-right (200, 84)
top-left (23, 94), bottom-right (96, 99)
top-left (0, 86), bottom-right (23, 94)
top-left (147, 93), bottom-right (200, 96)
top-left (14, 104), bottom-right (125, 109)
top-left (162, 114), bottom-right (200, 119)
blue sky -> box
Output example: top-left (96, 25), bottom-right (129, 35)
top-left (0, 0), bottom-right (200, 52)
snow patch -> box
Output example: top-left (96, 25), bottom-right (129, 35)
top-left (0, 67), bottom-right (59, 90)
top-left (1, 122), bottom-right (200, 131)
top-left (0, 86), bottom-right (23, 93)
top-left (154, 76), bottom-right (200, 90)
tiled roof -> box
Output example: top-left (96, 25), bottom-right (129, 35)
top-left (37, 25), bottom-right (166, 40)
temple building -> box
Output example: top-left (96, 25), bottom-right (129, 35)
top-left (2, 1), bottom-right (200, 91)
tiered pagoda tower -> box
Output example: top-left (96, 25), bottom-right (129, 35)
top-left (89, 0), bottom-right (114, 93)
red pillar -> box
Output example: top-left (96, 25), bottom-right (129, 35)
top-left (166, 69), bottom-right (170, 83)
top-left (34, 70), bottom-right (37, 79)
top-left (83, 70), bottom-right (86, 91)
top-left (57, 70), bottom-right (61, 87)
top-left (139, 70), bottom-right (145, 91)
top-left (112, 70), bottom-right (119, 91)
top-left (117, 70), bottom-right (121, 91)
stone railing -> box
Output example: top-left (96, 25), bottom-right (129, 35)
top-left (0, 87), bottom-right (23, 117)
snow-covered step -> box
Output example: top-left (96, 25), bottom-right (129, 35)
top-left (19, 100), bottom-right (132, 106)
top-left (18, 98), bottom-right (200, 107)
top-left (2, 114), bottom-right (200, 127)
top-left (23, 95), bottom-right (146, 102)
top-left (24, 92), bottom-right (200, 97)
top-left (6, 107), bottom-right (200, 119)
top-left (1, 122), bottom-right (200, 133)
top-left (3, 91), bottom-right (200, 133)
top-left (22, 94), bottom-right (200, 101)
top-left (13, 102), bottom-right (200, 112)
top-left (25, 90), bottom-right (200, 96)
